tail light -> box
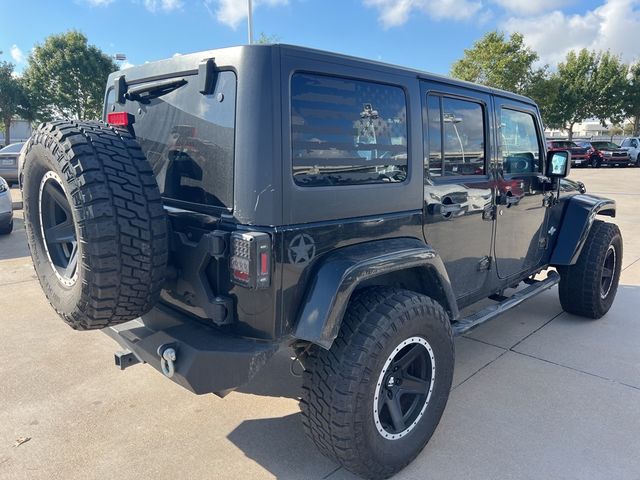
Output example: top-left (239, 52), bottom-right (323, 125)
top-left (107, 112), bottom-right (134, 126)
top-left (230, 232), bottom-right (271, 289)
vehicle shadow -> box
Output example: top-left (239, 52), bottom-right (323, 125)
top-left (227, 413), bottom-right (345, 480)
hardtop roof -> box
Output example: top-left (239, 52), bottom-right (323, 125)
top-left (107, 43), bottom-right (536, 107)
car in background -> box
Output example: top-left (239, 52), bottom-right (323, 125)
top-left (576, 141), bottom-right (631, 168)
top-left (0, 177), bottom-right (13, 234)
top-left (620, 137), bottom-right (640, 165)
top-left (0, 142), bottom-right (25, 186)
top-left (546, 139), bottom-right (589, 167)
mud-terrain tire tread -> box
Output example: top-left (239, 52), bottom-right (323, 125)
top-left (300, 287), bottom-right (454, 479)
top-left (23, 120), bottom-right (168, 330)
top-left (557, 220), bottom-right (622, 319)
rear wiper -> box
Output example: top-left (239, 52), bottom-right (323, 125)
top-left (125, 78), bottom-right (187, 102)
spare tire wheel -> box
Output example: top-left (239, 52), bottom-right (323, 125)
top-left (22, 120), bottom-right (168, 330)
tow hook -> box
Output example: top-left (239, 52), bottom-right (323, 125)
top-left (157, 344), bottom-right (178, 378)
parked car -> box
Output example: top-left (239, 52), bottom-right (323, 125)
top-left (620, 137), bottom-right (640, 165)
top-left (0, 142), bottom-right (25, 185)
top-left (576, 141), bottom-right (631, 168)
top-left (0, 177), bottom-right (13, 234)
top-left (20, 45), bottom-right (622, 480)
top-left (546, 139), bottom-right (589, 166)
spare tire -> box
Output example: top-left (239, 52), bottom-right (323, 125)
top-left (22, 120), bottom-right (168, 330)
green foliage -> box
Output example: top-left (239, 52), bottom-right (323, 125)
top-left (256, 32), bottom-right (281, 45)
top-left (551, 49), bottom-right (598, 138)
top-left (591, 51), bottom-right (627, 126)
top-left (0, 60), bottom-right (31, 145)
top-left (451, 32), bottom-right (634, 139)
top-left (450, 32), bottom-right (541, 94)
top-left (23, 31), bottom-right (117, 121)
top-left (625, 63), bottom-right (640, 135)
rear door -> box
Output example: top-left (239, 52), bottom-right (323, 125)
top-left (421, 83), bottom-right (495, 299)
top-left (493, 98), bottom-right (550, 279)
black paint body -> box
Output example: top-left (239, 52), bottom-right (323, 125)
top-left (104, 45), bottom-right (615, 394)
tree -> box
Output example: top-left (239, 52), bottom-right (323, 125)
top-left (450, 31), bottom-right (542, 94)
top-left (0, 59), bottom-right (30, 146)
top-left (591, 51), bottom-right (627, 128)
top-left (23, 31), bottom-right (117, 121)
top-left (625, 62), bottom-right (640, 135)
top-left (256, 32), bottom-right (280, 44)
top-left (552, 49), bottom-right (598, 140)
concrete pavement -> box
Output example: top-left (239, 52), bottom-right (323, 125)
top-left (1, 169), bottom-right (639, 480)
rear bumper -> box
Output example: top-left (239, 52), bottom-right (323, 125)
top-left (103, 303), bottom-right (280, 396)
top-left (0, 167), bottom-right (18, 183)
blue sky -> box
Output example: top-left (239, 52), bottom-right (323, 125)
top-left (2, 0), bottom-right (639, 76)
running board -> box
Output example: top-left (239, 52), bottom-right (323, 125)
top-left (452, 271), bottom-right (560, 336)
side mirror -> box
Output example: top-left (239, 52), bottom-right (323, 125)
top-left (546, 150), bottom-right (571, 178)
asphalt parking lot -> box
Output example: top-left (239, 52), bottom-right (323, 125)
top-left (1, 168), bottom-right (639, 480)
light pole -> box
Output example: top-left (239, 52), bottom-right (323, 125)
top-left (247, 0), bottom-right (254, 44)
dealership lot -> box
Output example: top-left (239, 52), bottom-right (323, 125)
top-left (1, 168), bottom-right (639, 480)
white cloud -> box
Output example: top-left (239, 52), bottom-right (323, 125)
top-left (10, 45), bottom-right (24, 63)
top-left (120, 61), bottom-right (135, 69)
top-left (84, 0), bottom-right (115, 6)
top-left (503, 0), bottom-right (640, 66)
top-left (363, 0), bottom-right (483, 27)
top-left (210, 0), bottom-right (288, 29)
top-left (492, 0), bottom-right (572, 15)
top-left (143, 0), bottom-right (183, 12)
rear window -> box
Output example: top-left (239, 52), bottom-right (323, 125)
top-left (291, 73), bottom-right (408, 186)
top-left (118, 71), bottom-right (236, 209)
top-left (0, 143), bottom-right (24, 153)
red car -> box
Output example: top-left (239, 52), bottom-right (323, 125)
top-left (576, 141), bottom-right (631, 168)
top-left (546, 140), bottom-right (589, 167)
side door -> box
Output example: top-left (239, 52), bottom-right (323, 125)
top-left (493, 98), bottom-right (550, 279)
top-left (421, 84), bottom-right (495, 300)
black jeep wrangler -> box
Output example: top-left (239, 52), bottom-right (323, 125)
top-left (21, 45), bottom-right (622, 479)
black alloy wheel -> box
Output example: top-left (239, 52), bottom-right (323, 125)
top-left (38, 171), bottom-right (79, 286)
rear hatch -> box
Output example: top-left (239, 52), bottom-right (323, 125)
top-left (104, 61), bottom-right (236, 215)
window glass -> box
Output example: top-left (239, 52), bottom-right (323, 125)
top-left (621, 139), bottom-right (630, 147)
top-left (291, 73), bottom-right (408, 186)
top-left (120, 71), bottom-right (236, 208)
top-left (500, 109), bottom-right (542, 174)
top-left (426, 95), bottom-right (442, 177)
top-left (425, 95), bottom-right (485, 176)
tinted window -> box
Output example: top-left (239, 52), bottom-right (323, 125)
top-left (425, 95), bottom-right (485, 176)
top-left (499, 109), bottom-right (541, 174)
top-left (592, 142), bottom-right (619, 149)
top-left (553, 141), bottom-right (578, 149)
top-left (122, 71), bottom-right (236, 209)
top-left (291, 73), bottom-right (408, 186)
top-left (426, 95), bottom-right (442, 177)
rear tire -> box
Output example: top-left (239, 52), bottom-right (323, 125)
top-left (300, 287), bottom-right (454, 479)
top-left (0, 218), bottom-right (12, 235)
top-left (22, 120), bottom-right (168, 330)
top-left (557, 220), bottom-right (622, 319)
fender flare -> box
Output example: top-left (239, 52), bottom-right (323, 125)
top-left (550, 194), bottom-right (616, 266)
top-left (293, 237), bottom-right (458, 349)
